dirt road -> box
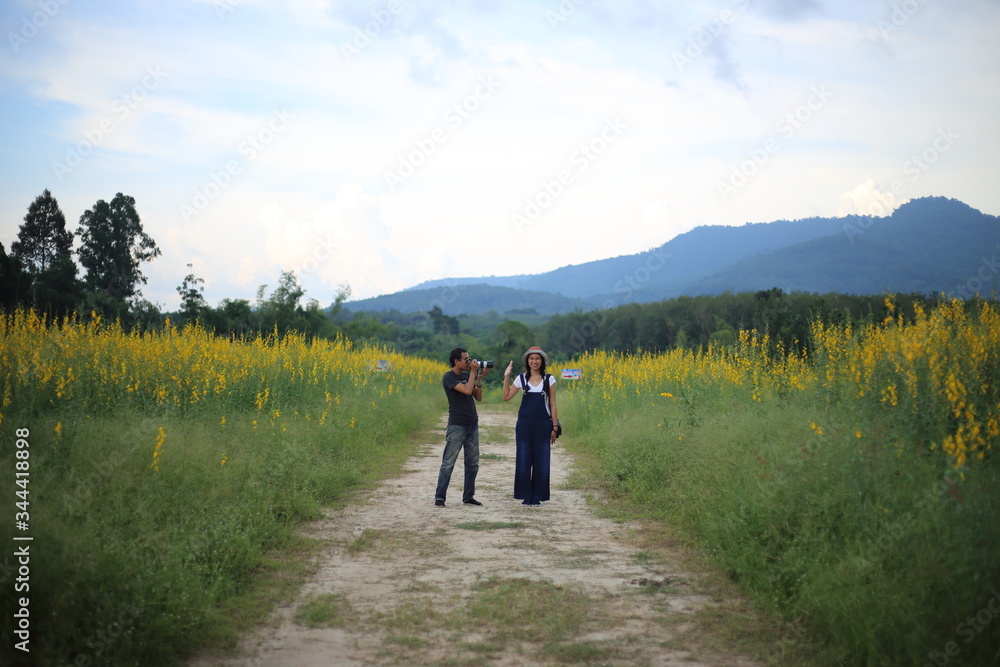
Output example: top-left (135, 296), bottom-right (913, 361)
top-left (189, 406), bottom-right (762, 666)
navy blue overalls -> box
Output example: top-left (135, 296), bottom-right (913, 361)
top-left (514, 374), bottom-right (552, 505)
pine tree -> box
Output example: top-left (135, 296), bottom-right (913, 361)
top-left (11, 189), bottom-right (79, 316)
top-left (12, 189), bottom-right (74, 272)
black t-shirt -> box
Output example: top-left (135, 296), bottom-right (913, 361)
top-left (443, 370), bottom-right (477, 426)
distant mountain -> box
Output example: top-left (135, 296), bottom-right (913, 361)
top-left (342, 197), bottom-right (1000, 315)
top-left (344, 283), bottom-right (593, 315)
top-left (405, 275), bottom-right (529, 292)
top-left (687, 198), bottom-right (999, 296)
top-left (403, 213), bottom-right (849, 300)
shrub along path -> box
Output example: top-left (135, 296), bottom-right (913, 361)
top-left (189, 405), bottom-right (766, 666)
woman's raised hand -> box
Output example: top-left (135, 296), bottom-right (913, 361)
top-left (504, 360), bottom-right (514, 377)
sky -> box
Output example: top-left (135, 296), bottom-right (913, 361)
top-left (1, 0), bottom-right (999, 310)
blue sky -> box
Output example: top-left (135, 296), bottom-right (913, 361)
top-left (2, 0), bottom-right (998, 308)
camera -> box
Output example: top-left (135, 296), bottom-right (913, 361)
top-left (471, 359), bottom-right (494, 369)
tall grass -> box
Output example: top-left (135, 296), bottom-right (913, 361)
top-left (559, 298), bottom-right (1000, 665)
top-left (0, 310), bottom-right (443, 665)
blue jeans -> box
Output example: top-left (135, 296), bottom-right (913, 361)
top-left (435, 423), bottom-right (479, 503)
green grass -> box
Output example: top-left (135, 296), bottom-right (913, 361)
top-left (459, 577), bottom-right (599, 645)
top-left (453, 521), bottom-right (525, 531)
top-left (341, 576), bottom-right (620, 665)
top-left (294, 592), bottom-right (352, 628)
top-left (0, 387), bottom-right (442, 666)
top-left (345, 527), bottom-right (445, 560)
top-left (560, 384), bottom-right (1000, 665)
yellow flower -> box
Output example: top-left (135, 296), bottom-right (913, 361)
top-left (149, 426), bottom-right (166, 471)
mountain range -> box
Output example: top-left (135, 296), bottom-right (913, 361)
top-left (343, 197), bottom-right (1000, 315)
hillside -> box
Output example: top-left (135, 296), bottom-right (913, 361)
top-left (688, 198), bottom-right (999, 296)
top-left (342, 197), bottom-right (1000, 314)
top-left (343, 283), bottom-right (593, 315)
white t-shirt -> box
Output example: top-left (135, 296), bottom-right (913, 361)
top-left (513, 374), bottom-right (556, 392)
top-left (514, 374), bottom-right (556, 415)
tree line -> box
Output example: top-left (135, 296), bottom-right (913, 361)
top-left (5, 189), bottom-right (977, 363)
top-left (1, 189), bottom-right (349, 339)
top-left (1, 189), bottom-right (159, 323)
top-left (539, 288), bottom-right (938, 358)
top-left (339, 288), bottom-right (964, 371)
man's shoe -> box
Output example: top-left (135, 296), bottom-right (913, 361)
top-left (463, 498), bottom-right (483, 506)
top-left (435, 499), bottom-right (445, 507)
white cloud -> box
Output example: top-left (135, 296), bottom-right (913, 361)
top-left (837, 179), bottom-right (904, 217)
top-left (1, 0), bottom-right (999, 309)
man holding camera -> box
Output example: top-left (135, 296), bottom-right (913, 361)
top-left (435, 348), bottom-right (492, 507)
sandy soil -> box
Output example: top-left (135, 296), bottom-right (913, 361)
top-left (188, 406), bottom-right (762, 666)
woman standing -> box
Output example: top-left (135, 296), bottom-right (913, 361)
top-left (502, 346), bottom-right (558, 506)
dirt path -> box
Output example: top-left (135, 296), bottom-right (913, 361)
top-left (189, 406), bottom-right (762, 666)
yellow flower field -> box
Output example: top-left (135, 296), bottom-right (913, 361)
top-left (0, 309), bottom-right (445, 665)
top-left (0, 309), bottom-right (441, 426)
top-left (563, 297), bottom-right (999, 469)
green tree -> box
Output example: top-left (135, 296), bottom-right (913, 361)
top-left (175, 264), bottom-right (207, 324)
top-left (343, 311), bottom-right (396, 342)
top-left (708, 316), bottom-right (737, 349)
top-left (0, 242), bottom-right (30, 311)
top-left (206, 298), bottom-right (255, 338)
top-left (11, 189), bottom-right (80, 316)
top-left (428, 305), bottom-right (459, 336)
top-left (12, 189), bottom-right (73, 272)
top-left (255, 271), bottom-right (347, 338)
top-left (77, 193), bottom-right (161, 317)
top-left (327, 283), bottom-right (351, 320)
top-left (257, 271), bottom-right (304, 334)
top-left (490, 319), bottom-right (534, 366)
